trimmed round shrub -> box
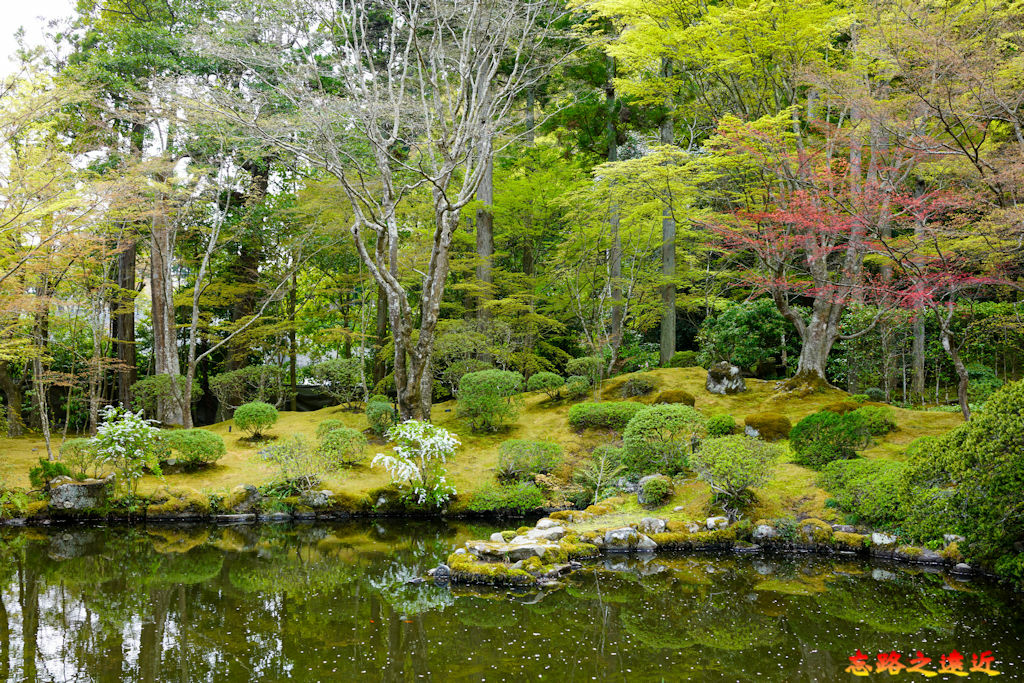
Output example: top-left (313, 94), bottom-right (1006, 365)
top-left (851, 405), bottom-right (897, 436)
top-left (653, 390), bottom-right (695, 407)
top-left (622, 404), bottom-right (706, 477)
top-left (669, 350), bottom-right (698, 368)
top-left (233, 401), bottom-right (279, 439)
top-left (819, 458), bottom-right (905, 526)
top-left (706, 414), bottom-right (737, 437)
top-left (865, 387), bottom-right (886, 402)
top-left (527, 372), bottom-right (565, 400)
top-left (743, 412), bottom-right (791, 441)
top-left (365, 398), bottom-right (396, 437)
top-left (466, 481), bottom-right (546, 515)
top-left (691, 435), bottom-right (782, 509)
top-left (639, 475), bottom-right (672, 506)
top-left (457, 369), bottom-right (524, 432)
top-left (162, 429), bottom-right (227, 470)
top-left (315, 419), bottom-right (347, 439)
top-left (565, 356), bottom-right (603, 384)
top-left (565, 375), bottom-right (591, 400)
top-left (568, 401), bottom-right (645, 431)
top-left (621, 375), bottom-right (656, 398)
top-left (496, 439), bottom-right (562, 483)
top-left (790, 411), bottom-right (870, 469)
top-left (317, 426), bottom-right (368, 467)
top-left (823, 401), bottom-right (860, 415)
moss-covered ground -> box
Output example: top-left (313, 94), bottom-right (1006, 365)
top-left (0, 367), bottom-right (962, 519)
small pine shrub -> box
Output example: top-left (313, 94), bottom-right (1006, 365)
top-left (365, 398), bottom-right (396, 437)
top-left (457, 369), bottom-right (524, 432)
top-left (527, 372), bottom-right (565, 400)
top-left (706, 414), bottom-right (737, 437)
top-left (565, 356), bottom-right (603, 384)
top-left (28, 458), bottom-right (72, 490)
top-left (691, 435), bottom-right (782, 510)
top-left (851, 405), bottom-right (897, 436)
top-left (743, 412), bottom-right (792, 441)
top-left (639, 475), bottom-right (672, 506)
top-left (790, 411), bottom-right (870, 469)
top-left (315, 419), bottom-right (347, 439)
top-left (568, 401), bottom-right (645, 431)
top-left (565, 375), bottom-right (592, 400)
top-left (668, 350), bottom-right (698, 368)
top-left (819, 458), bottom-right (905, 526)
top-left (621, 375), bottom-right (656, 397)
top-left (865, 387), bottom-right (886, 402)
top-left (234, 401), bottom-right (279, 439)
top-left (622, 404), bottom-right (705, 477)
top-left (496, 440), bottom-right (562, 483)
top-left (162, 429), bottom-right (227, 470)
top-left (466, 481), bottom-right (547, 515)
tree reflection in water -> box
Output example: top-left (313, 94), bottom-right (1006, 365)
top-left (0, 522), bottom-right (1022, 681)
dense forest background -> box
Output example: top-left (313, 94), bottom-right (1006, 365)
top-left (1, 0), bottom-right (1021, 448)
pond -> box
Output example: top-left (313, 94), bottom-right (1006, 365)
top-left (1, 521), bottom-right (1021, 682)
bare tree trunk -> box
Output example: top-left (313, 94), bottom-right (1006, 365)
top-left (112, 241), bottom-right (137, 408)
top-left (373, 286), bottom-right (388, 386)
top-left (150, 209), bottom-right (184, 426)
top-left (606, 56), bottom-right (623, 371)
top-left (289, 270), bottom-right (298, 411)
top-left (0, 361), bottom-right (24, 437)
top-left (936, 305), bottom-right (971, 420)
top-left (475, 149), bottom-right (495, 321)
top-left (659, 58), bottom-right (676, 367)
top-left (911, 315), bottom-right (926, 404)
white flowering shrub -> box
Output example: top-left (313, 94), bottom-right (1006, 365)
top-left (93, 406), bottom-right (162, 497)
top-left (372, 420), bottom-right (459, 508)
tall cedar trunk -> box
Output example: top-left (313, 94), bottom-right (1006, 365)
top-left (912, 315), bottom-right (926, 403)
top-left (606, 56), bottom-right (623, 371)
top-left (475, 151), bottom-right (495, 321)
top-left (522, 88), bottom-right (536, 277)
top-left (0, 361), bottom-right (24, 437)
top-left (659, 58), bottom-right (677, 367)
top-left (151, 208), bottom-right (185, 426)
top-left (226, 161), bottom-right (269, 371)
top-left (112, 242), bottom-right (137, 408)
top-left (289, 270), bottom-right (298, 411)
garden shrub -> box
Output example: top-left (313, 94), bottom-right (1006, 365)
top-left (93, 406), bottom-right (162, 496)
top-left (308, 357), bottom-right (364, 410)
top-left (496, 439), bottom-right (562, 483)
top-left (365, 398), bottom-right (396, 437)
top-left (669, 350), bottom-right (698, 368)
top-left (691, 435), bottom-right (781, 512)
top-left (851, 405), bottom-right (897, 436)
top-left (621, 375), bottom-right (656, 398)
top-left (572, 447), bottom-right (624, 507)
top-left (653, 389), bottom-right (695, 406)
top-left (706, 414), bottom-right (737, 437)
top-left (966, 363), bottom-right (1003, 403)
top-left (130, 374), bottom-right (202, 421)
top-left (59, 438), bottom-right (99, 479)
top-left (743, 412), bottom-right (791, 441)
top-left (565, 356), bottom-right (603, 385)
top-left (317, 426), bottom-right (368, 467)
top-left (622, 404), bottom-right (706, 477)
top-left (315, 419), bottom-right (347, 439)
top-left (208, 365), bottom-right (290, 412)
top-left (466, 481), bottom-right (546, 514)
top-left (257, 436), bottom-right (331, 492)
top-left (527, 372), bottom-right (565, 400)
top-left (850, 394), bottom-right (870, 404)
top-left (819, 458), bottom-right (905, 527)
top-left (372, 420), bottom-right (460, 508)
top-left (565, 375), bottom-right (591, 400)
top-left (28, 458), bottom-right (72, 490)
top-left (639, 475), bottom-right (672, 506)
top-left (568, 401), bottom-right (645, 431)
top-left (457, 369), bottom-right (524, 432)
top-left (234, 401), bottom-right (279, 439)
top-left (162, 429), bottom-right (227, 470)
top-left (865, 387), bottom-right (886, 402)
top-left (790, 411), bottom-right (870, 469)
top-left (440, 358), bottom-right (492, 397)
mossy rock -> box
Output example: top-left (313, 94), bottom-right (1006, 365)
top-left (823, 401), bottom-right (860, 415)
top-left (222, 484), bottom-right (260, 514)
top-left (447, 552), bottom-right (535, 586)
top-left (799, 518), bottom-right (834, 544)
top-left (146, 486), bottom-right (212, 517)
top-left (25, 500), bottom-right (49, 517)
top-left (832, 531), bottom-right (869, 551)
top-left (501, 530), bottom-right (518, 542)
top-left (650, 525), bottom-right (739, 550)
top-left (653, 390), bottom-right (696, 407)
top-left (941, 542), bottom-right (964, 563)
top-left (744, 412), bottom-right (792, 441)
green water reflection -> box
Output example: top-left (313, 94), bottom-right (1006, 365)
top-left (1, 521), bottom-right (1021, 681)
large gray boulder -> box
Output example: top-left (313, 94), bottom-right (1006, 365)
top-left (638, 517), bottom-right (666, 535)
top-left (603, 527), bottom-right (657, 553)
top-left (705, 362), bottom-right (747, 395)
top-left (48, 477), bottom-right (112, 513)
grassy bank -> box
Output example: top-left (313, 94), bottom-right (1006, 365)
top-left (0, 367), bottom-right (962, 520)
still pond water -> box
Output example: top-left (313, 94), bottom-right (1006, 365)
top-left (0, 520), bottom-right (1022, 682)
